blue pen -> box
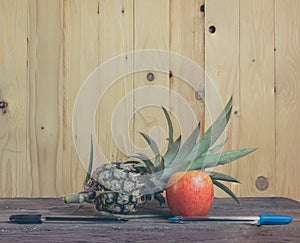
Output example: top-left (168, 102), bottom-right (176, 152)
top-left (169, 214), bottom-right (292, 225)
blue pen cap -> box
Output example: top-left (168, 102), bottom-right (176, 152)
top-left (257, 214), bottom-right (293, 225)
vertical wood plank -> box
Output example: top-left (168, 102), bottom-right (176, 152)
top-left (96, 0), bottom-right (134, 163)
top-left (205, 0), bottom-right (240, 198)
top-left (62, 0), bottom-right (99, 195)
top-left (27, 0), bottom-right (64, 196)
top-left (0, 0), bottom-right (27, 197)
top-left (169, 0), bottom-right (205, 139)
top-left (239, 0), bottom-right (275, 197)
top-left (275, 0), bottom-right (300, 201)
top-left (133, 0), bottom-right (170, 156)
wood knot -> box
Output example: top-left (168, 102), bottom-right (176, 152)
top-left (0, 99), bottom-right (8, 115)
top-left (209, 25), bottom-right (216, 34)
top-left (195, 89), bottom-right (204, 101)
top-left (255, 176), bottom-right (269, 191)
top-left (146, 72), bottom-right (155, 82)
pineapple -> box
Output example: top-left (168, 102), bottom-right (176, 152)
top-left (64, 97), bottom-right (255, 214)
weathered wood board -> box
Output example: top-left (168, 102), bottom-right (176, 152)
top-left (0, 197), bottom-right (299, 242)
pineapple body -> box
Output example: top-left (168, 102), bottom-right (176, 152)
top-left (78, 162), bottom-right (164, 214)
top-left (87, 162), bottom-right (144, 214)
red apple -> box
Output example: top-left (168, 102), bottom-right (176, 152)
top-left (166, 170), bottom-right (214, 216)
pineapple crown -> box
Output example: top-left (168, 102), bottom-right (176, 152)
top-left (86, 97), bottom-right (256, 204)
top-left (130, 97), bottom-right (255, 203)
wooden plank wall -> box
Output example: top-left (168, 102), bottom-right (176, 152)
top-left (0, 0), bottom-right (299, 201)
top-left (275, 0), bottom-right (300, 200)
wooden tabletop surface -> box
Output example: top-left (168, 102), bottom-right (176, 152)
top-left (0, 197), bottom-right (299, 242)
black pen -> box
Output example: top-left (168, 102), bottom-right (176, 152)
top-left (9, 214), bottom-right (128, 224)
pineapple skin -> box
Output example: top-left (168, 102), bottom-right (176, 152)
top-left (82, 162), bottom-right (164, 214)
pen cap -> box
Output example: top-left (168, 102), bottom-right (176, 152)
top-left (9, 214), bottom-right (43, 224)
top-left (258, 214), bottom-right (292, 225)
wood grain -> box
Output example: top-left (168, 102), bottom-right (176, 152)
top-left (0, 197), bottom-right (299, 242)
top-left (133, 0), bottom-right (170, 158)
top-left (205, 0), bottom-right (240, 198)
top-left (0, 0), bottom-right (300, 201)
top-left (27, 0), bottom-right (64, 197)
top-left (96, 0), bottom-right (134, 163)
top-left (0, 0), bottom-right (27, 197)
top-left (239, 0), bottom-right (275, 197)
top-left (62, 0), bottom-right (99, 195)
top-left (275, 0), bottom-right (300, 201)
top-left (169, 0), bottom-right (205, 139)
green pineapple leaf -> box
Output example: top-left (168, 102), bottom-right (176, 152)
top-left (161, 106), bottom-right (174, 148)
top-left (146, 193), bottom-right (155, 201)
top-left (194, 96), bottom-right (232, 159)
top-left (163, 135), bottom-right (182, 167)
top-left (202, 139), bottom-right (228, 156)
top-left (130, 153), bottom-right (154, 173)
top-left (152, 156), bottom-right (165, 175)
top-left (133, 162), bottom-right (147, 168)
top-left (154, 156), bottom-right (165, 173)
top-left (154, 192), bottom-right (166, 205)
top-left (171, 123), bottom-right (201, 166)
top-left (212, 179), bottom-right (240, 204)
top-left (84, 136), bottom-right (94, 184)
top-left (208, 171), bottom-right (240, 183)
top-left (139, 132), bottom-right (161, 167)
top-left (189, 148), bottom-right (256, 170)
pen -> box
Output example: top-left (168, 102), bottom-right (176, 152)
top-left (169, 214), bottom-right (292, 225)
top-left (9, 214), bottom-right (128, 224)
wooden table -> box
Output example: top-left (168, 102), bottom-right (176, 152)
top-left (0, 197), bottom-right (299, 242)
